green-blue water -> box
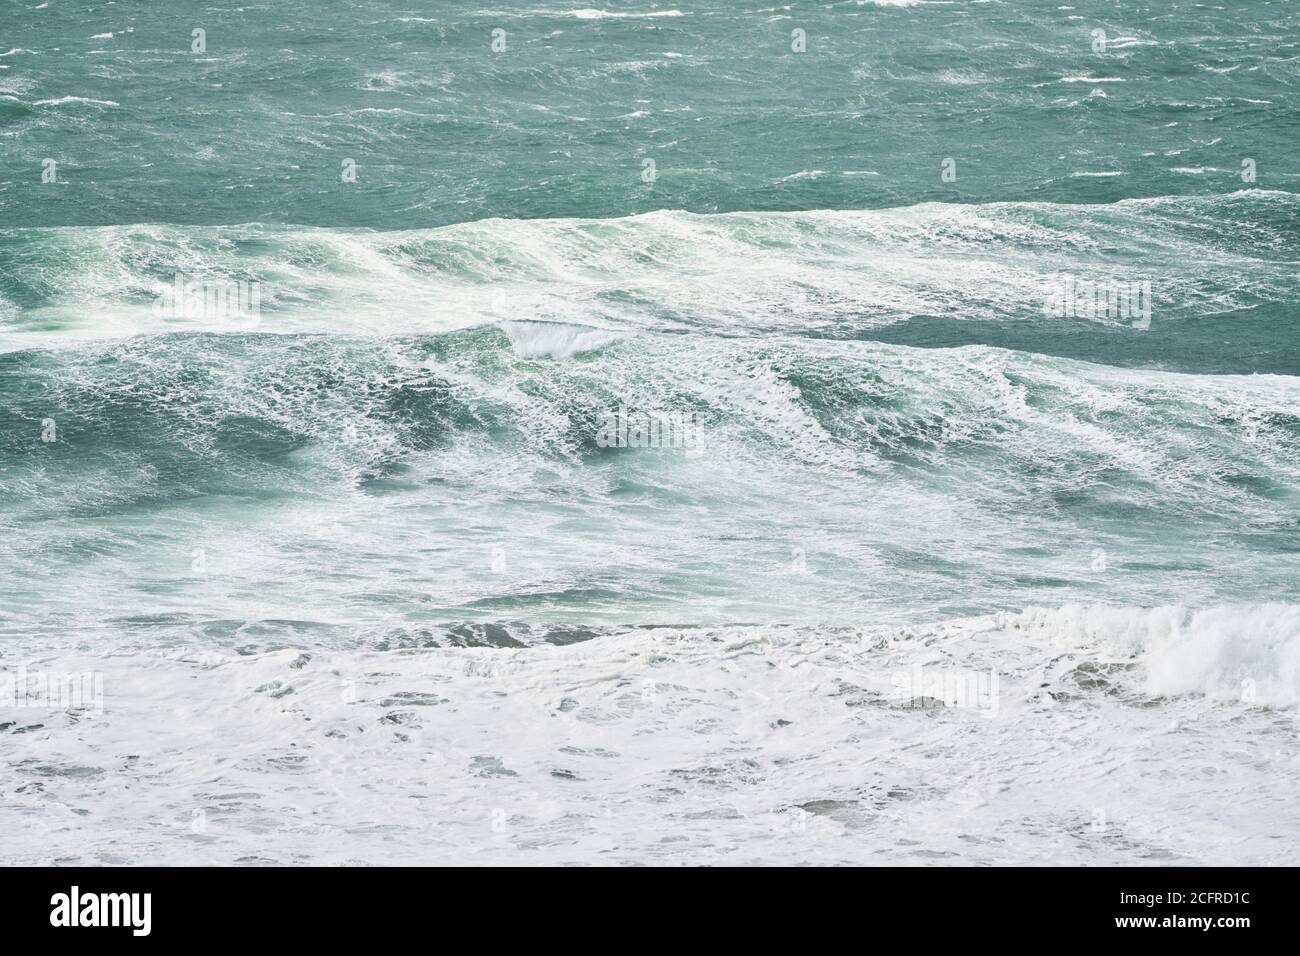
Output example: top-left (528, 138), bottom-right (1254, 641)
top-left (4, 0), bottom-right (1300, 870)
top-left (4, 1), bottom-right (1299, 226)
top-left (1, 1), bottom-right (1298, 652)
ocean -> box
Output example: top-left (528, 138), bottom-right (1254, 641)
top-left (1, 0), bottom-right (1298, 864)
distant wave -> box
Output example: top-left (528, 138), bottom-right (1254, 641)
top-left (32, 95), bottom-right (120, 107)
top-left (1, 191), bottom-right (1295, 352)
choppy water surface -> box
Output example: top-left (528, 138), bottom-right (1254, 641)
top-left (1, 1), bottom-right (1298, 864)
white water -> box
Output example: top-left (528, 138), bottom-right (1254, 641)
top-left (3, 605), bottom-right (1296, 865)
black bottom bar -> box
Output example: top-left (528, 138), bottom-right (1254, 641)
top-left (0, 865), bottom-right (1286, 943)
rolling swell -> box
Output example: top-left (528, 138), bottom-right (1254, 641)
top-left (2, 196), bottom-right (1298, 648)
top-left (2, 321), bottom-right (1298, 652)
top-left (1, 192), bottom-right (1298, 372)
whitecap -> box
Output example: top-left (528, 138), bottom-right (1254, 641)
top-left (33, 95), bottom-right (120, 107)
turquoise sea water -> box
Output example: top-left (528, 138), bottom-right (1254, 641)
top-left (4, 1), bottom-right (1299, 649)
top-left (4, 1), bottom-right (1299, 226)
top-left (1, 2), bottom-right (1299, 864)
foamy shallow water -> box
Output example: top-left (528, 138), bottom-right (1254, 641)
top-left (4, 606), bottom-right (1297, 866)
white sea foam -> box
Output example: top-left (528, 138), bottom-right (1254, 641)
top-left (777, 169), bottom-right (829, 182)
top-left (2, 604), bottom-right (1294, 865)
top-left (554, 8), bottom-right (685, 18)
top-left (1007, 604), bottom-right (1300, 706)
top-left (33, 95), bottom-right (120, 107)
top-left (500, 320), bottom-right (622, 358)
